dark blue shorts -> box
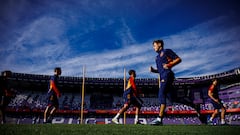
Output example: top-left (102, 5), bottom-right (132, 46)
top-left (47, 91), bottom-right (59, 108)
top-left (211, 99), bottom-right (224, 110)
top-left (123, 88), bottom-right (142, 108)
top-left (158, 72), bottom-right (175, 104)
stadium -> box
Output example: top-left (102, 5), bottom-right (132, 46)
top-left (2, 67), bottom-right (240, 125)
top-left (1, 1), bottom-right (240, 134)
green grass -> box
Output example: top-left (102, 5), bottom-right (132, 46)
top-left (0, 124), bottom-right (239, 135)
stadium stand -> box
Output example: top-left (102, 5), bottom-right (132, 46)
top-left (2, 67), bottom-right (240, 124)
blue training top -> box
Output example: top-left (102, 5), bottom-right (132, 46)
top-left (155, 49), bottom-right (179, 79)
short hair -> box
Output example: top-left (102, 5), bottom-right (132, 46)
top-left (153, 39), bottom-right (164, 48)
top-left (54, 67), bottom-right (61, 72)
top-left (212, 78), bottom-right (218, 83)
top-left (128, 69), bottom-right (136, 75)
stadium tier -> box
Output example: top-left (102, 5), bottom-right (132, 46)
top-left (2, 67), bottom-right (240, 124)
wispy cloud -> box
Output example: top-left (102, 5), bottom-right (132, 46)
top-left (0, 16), bottom-right (71, 73)
top-left (54, 16), bottom-right (240, 78)
top-left (60, 15), bottom-right (239, 78)
top-left (165, 16), bottom-right (240, 77)
top-left (0, 1), bottom-right (239, 78)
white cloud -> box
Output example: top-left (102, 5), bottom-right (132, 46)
top-left (164, 16), bottom-right (240, 77)
top-left (1, 11), bottom-right (239, 79)
top-left (58, 14), bottom-right (240, 78)
top-left (54, 42), bottom-right (154, 77)
top-left (0, 16), bottom-right (71, 74)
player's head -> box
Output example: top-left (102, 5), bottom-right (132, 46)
top-left (1, 70), bottom-right (12, 78)
top-left (128, 69), bottom-right (136, 77)
top-left (54, 67), bottom-right (62, 76)
top-left (152, 39), bottom-right (164, 52)
top-left (212, 78), bottom-right (218, 85)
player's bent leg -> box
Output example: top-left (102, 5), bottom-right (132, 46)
top-left (43, 106), bottom-right (50, 123)
top-left (48, 106), bottom-right (57, 123)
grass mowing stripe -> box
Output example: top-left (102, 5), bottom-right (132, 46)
top-left (0, 124), bottom-right (239, 135)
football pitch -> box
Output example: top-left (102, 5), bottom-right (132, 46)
top-left (1, 124), bottom-right (239, 135)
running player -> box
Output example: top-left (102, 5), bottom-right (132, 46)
top-left (0, 70), bottom-right (14, 124)
top-left (43, 67), bottom-right (62, 123)
top-left (149, 39), bottom-right (182, 125)
top-left (112, 70), bottom-right (143, 124)
top-left (207, 79), bottom-right (227, 125)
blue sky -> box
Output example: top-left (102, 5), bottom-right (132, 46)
top-left (0, 0), bottom-right (240, 78)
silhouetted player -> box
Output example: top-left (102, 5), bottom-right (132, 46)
top-left (43, 67), bottom-right (62, 123)
top-left (0, 70), bottom-right (15, 124)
